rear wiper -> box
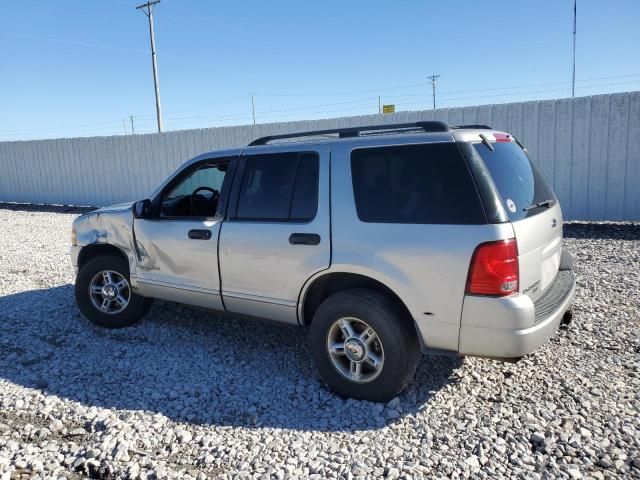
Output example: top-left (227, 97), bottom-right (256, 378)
top-left (523, 199), bottom-right (555, 211)
top-left (479, 133), bottom-right (494, 151)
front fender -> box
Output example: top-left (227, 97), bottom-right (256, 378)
top-left (71, 207), bottom-right (137, 274)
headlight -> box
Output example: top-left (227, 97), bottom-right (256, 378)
top-left (71, 223), bottom-right (77, 246)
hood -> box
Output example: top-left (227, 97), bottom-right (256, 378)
top-left (73, 201), bottom-right (134, 225)
top-left (94, 201), bottom-right (135, 214)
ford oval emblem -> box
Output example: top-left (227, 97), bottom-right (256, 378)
top-left (551, 218), bottom-right (557, 228)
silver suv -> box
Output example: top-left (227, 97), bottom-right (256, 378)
top-left (71, 122), bottom-right (576, 401)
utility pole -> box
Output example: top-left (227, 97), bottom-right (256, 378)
top-left (378, 96), bottom-right (381, 114)
top-left (427, 74), bottom-right (440, 110)
top-left (251, 93), bottom-right (256, 125)
top-left (136, 0), bottom-right (163, 133)
top-left (571, 0), bottom-right (577, 98)
top-left (130, 115), bottom-right (136, 135)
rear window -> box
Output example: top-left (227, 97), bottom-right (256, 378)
top-left (350, 143), bottom-right (485, 224)
top-left (473, 142), bottom-right (555, 221)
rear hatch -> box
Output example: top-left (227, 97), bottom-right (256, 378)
top-left (472, 136), bottom-right (563, 302)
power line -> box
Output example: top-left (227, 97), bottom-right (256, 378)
top-left (133, 95), bottom-right (250, 118)
top-left (372, 76), bottom-right (640, 103)
top-left (169, 79), bottom-right (640, 126)
top-left (2, 77), bottom-right (638, 140)
top-left (129, 73), bottom-right (640, 124)
top-left (257, 82), bottom-right (427, 98)
top-left (139, 96), bottom-right (379, 122)
top-left (0, 31), bottom-right (149, 54)
top-left (109, 0), bottom-right (137, 6)
top-left (161, 0), bottom-right (242, 34)
top-left (385, 80), bottom-right (640, 108)
top-left (255, 73), bottom-right (640, 100)
top-left (438, 73), bottom-right (640, 96)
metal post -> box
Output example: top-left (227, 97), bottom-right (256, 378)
top-left (130, 115), bottom-right (136, 135)
top-left (122, 119), bottom-right (127, 135)
top-left (427, 74), bottom-right (440, 110)
top-left (251, 93), bottom-right (256, 125)
top-left (571, 0), bottom-right (577, 98)
top-left (136, 1), bottom-right (163, 133)
top-left (378, 96), bottom-right (381, 114)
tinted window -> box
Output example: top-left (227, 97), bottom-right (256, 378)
top-left (236, 152), bottom-right (319, 221)
top-left (351, 143), bottom-right (485, 224)
top-left (290, 153), bottom-right (319, 220)
top-left (473, 142), bottom-right (555, 221)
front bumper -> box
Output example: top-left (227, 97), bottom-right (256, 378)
top-left (70, 245), bottom-right (81, 270)
top-left (458, 269), bottom-right (576, 358)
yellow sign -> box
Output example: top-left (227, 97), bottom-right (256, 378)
top-left (382, 104), bottom-right (395, 114)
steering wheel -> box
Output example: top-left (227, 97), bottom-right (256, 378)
top-left (190, 187), bottom-right (219, 216)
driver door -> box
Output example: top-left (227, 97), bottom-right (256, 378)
top-left (132, 155), bottom-right (237, 310)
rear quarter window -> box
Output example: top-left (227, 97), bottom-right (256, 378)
top-left (473, 142), bottom-right (556, 221)
top-left (350, 143), bottom-right (486, 224)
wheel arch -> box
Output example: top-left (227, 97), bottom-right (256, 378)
top-left (77, 243), bottom-right (130, 271)
top-left (298, 270), bottom-right (417, 333)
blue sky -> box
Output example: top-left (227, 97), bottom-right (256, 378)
top-left (0, 0), bottom-right (638, 140)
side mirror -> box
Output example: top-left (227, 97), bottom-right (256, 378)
top-left (133, 199), bottom-right (152, 219)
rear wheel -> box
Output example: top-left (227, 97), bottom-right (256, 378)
top-left (75, 254), bottom-right (151, 328)
top-left (309, 289), bottom-right (419, 402)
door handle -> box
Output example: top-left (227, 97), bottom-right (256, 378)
top-left (289, 233), bottom-right (321, 245)
top-left (188, 229), bottom-right (212, 240)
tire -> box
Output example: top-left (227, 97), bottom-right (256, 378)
top-left (309, 289), bottom-right (420, 402)
top-left (75, 254), bottom-right (151, 328)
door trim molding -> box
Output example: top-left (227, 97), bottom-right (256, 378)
top-left (135, 277), bottom-right (219, 295)
top-left (221, 290), bottom-right (296, 308)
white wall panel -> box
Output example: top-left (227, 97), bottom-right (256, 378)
top-left (0, 93), bottom-right (638, 220)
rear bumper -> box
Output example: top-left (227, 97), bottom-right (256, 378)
top-left (458, 269), bottom-right (576, 358)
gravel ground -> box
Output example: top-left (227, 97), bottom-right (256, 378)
top-left (0, 204), bottom-right (638, 480)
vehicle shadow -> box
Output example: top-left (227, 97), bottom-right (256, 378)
top-left (0, 285), bottom-right (462, 432)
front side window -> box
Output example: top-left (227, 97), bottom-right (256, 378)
top-left (351, 143), bottom-right (485, 224)
top-left (161, 163), bottom-right (227, 217)
top-left (236, 152), bottom-right (319, 221)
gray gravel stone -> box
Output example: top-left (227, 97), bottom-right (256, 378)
top-left (0, 209), bottom-right (639, 479)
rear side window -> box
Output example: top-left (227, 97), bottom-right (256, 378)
top-left (236, 152), bottom-right (319, 221)
top-left (473, 142), bottom-right (555, 221)
top-left (350, 143), bottom-right (485, 224)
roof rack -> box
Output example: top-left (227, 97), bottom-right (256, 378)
top-left (453, 124), bottom-right (492, 130)
top-left (248, 121), bottom-right (450, 146)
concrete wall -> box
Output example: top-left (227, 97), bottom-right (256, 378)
top-left (0, 92), bottom-right (638, 220)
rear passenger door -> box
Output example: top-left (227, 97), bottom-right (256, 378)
top-left (218, 145), bottom-right (330, 324)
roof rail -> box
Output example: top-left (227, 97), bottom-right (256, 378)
top-left (248, 121), bottom-right (450, 146)
top-left (453, 124), bottom-right (492, 130)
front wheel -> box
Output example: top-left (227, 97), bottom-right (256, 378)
top-left (75, 254), bottom-right (151, 328)
top-left (309, 289), bottom-right (419, 402)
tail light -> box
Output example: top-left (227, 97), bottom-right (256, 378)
top-left (493, 132), bottom-right (512, 142)
top-left (466, 239), bottom-right (519, 296)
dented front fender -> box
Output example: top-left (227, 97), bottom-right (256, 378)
top-left (71, 203), bottom-right (137, 275)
